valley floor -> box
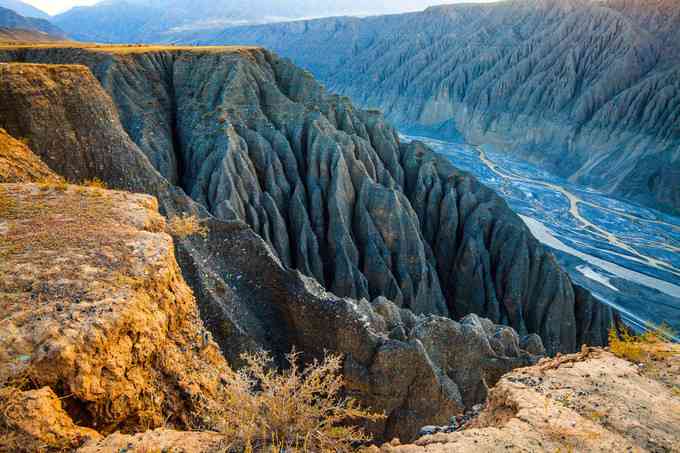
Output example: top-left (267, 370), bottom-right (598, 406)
top-left (407, 135), bottom-right (680, 338)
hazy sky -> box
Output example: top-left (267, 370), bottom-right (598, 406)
top-left (24, 0), bottom-right (492, 15)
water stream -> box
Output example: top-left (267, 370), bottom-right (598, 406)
top-left (405, 134), bottom-right (680, 337)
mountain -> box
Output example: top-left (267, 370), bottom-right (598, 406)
top-left (52, 0), bottom-right (470, 43)
top-left (0, 27), bottom-right (63, 41)
top-left (0, 0), bottom-right (49, 19)
top-left (0, 6), bottom-right (65, 38)
top-left (0, 44), bottom-right (615, 440)
top-left (188, 0), bottom-right (680, 215)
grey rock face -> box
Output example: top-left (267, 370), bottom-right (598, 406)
top-left (0, 54), bottom-right (547, 441)
top-left (0, 46), bottom-right (614, 356)
top-left (194, 0), bottom-right (680, 215)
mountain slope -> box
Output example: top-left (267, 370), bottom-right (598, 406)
top-left (0, 0), bottom-right (49, 19)
top-left (0, 6), bottom-right (64, 38)
top-left (52, 0), bottom-right (469, 43)
top-left (192, 0), bottom-right (680, 215)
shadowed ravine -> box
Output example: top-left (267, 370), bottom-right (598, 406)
top-left (0, 45), bottom-right (618, 440)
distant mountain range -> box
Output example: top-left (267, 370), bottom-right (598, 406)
top-left (0, 0), bottom-right (49, 19)
top-left (183, 0), bottom-right (680, 215)
top-left (50, 0), bottom-right (459, 43)
top-left (0, 6), bottom-right (65, 38)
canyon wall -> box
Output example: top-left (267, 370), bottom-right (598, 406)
top-left (0, 47), bottom-right (614, 439)
top-left (195, 0), bottom-right (680, 215)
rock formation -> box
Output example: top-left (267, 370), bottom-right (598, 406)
top-left (0, 128), bottom-right (58, 182)
top-left (0, 48), bottom-right (614, 439)
top-left (374, 345), bottom-right (680, 452)
top-left (0, 46), bottom-right (615, 354)
top-left (0, 181), bottom-right (233, 449)
top-left (197, 0), bottom-right (680, 215)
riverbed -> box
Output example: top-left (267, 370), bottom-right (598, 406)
top-left (406, 135), bottom-right (680, 338)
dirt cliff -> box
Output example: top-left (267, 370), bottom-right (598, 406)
top-left (0, 128), bottom-right (58, 182)
top-left (0, 181), bottom-right (232, 451)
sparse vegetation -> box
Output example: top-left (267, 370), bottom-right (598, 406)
top-left (608, 323), bottom-right (676, 363)
top-left (36, 176), bottom-right (68, 191)
top-left (83, 177), bottom-right (107, 189)
top-left (204, 350), bottom-right (384, 452)
top-left (166, 213), bottom-right (208, 238)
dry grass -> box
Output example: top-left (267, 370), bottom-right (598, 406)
top-left (608, 323), bottom-right (676, 363)
top-left (0, 43), bottom-right (260, 55)
top-left (37, 176), bottom-right (69, 192)
top-left (203, 350), bottom-right (384, 452)
top-left (82, 178), bottom-right (107, 189)
top-left (166, 214), bottom-right (208, 239)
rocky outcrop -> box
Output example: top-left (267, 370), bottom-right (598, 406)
top-left (78, 429), bottom-right (226, 453)
top-left (0, 51), bottom-right (610, 439)
top-left (197, 0), bottom-right (680, 215)
top-left (0, 183), bottom-right (232, 437)
top-left (374, 345), bottom-right (680, 452)
top-left (0, 127), bottom-right (59, 182)
top-left (0, 387), bottom-right (102, 452)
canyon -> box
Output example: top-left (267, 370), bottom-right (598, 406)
top-left (191, 0), bottom-right (680, 216)
top-left (0, 44), bottom-right (617, 443)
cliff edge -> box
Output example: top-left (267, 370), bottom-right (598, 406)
top-left (0, 182), bottom-right (232, 450)
top-left (376, 345), bottom-right (680, 452)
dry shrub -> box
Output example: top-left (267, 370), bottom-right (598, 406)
top-left (608, 323), bottom-right (676, 363)
top-left (37, 176), bottom-right (68, 192)
top-left (166, 214), bottom-right (208, 238)
top-left (209, 350), bottom-right (384, 452)
top-left (82, 177), bottom-right (107, 189)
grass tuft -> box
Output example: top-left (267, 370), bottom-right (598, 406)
top-left (166, 214), bottom-right (208, 239)
top-left (82, 178), bottom-right (107, 189)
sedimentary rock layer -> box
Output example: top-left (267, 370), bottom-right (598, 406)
top-left (197, 0), bottom-right (680, 215)
top-left (0, 52), bottom-right (610, 439)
